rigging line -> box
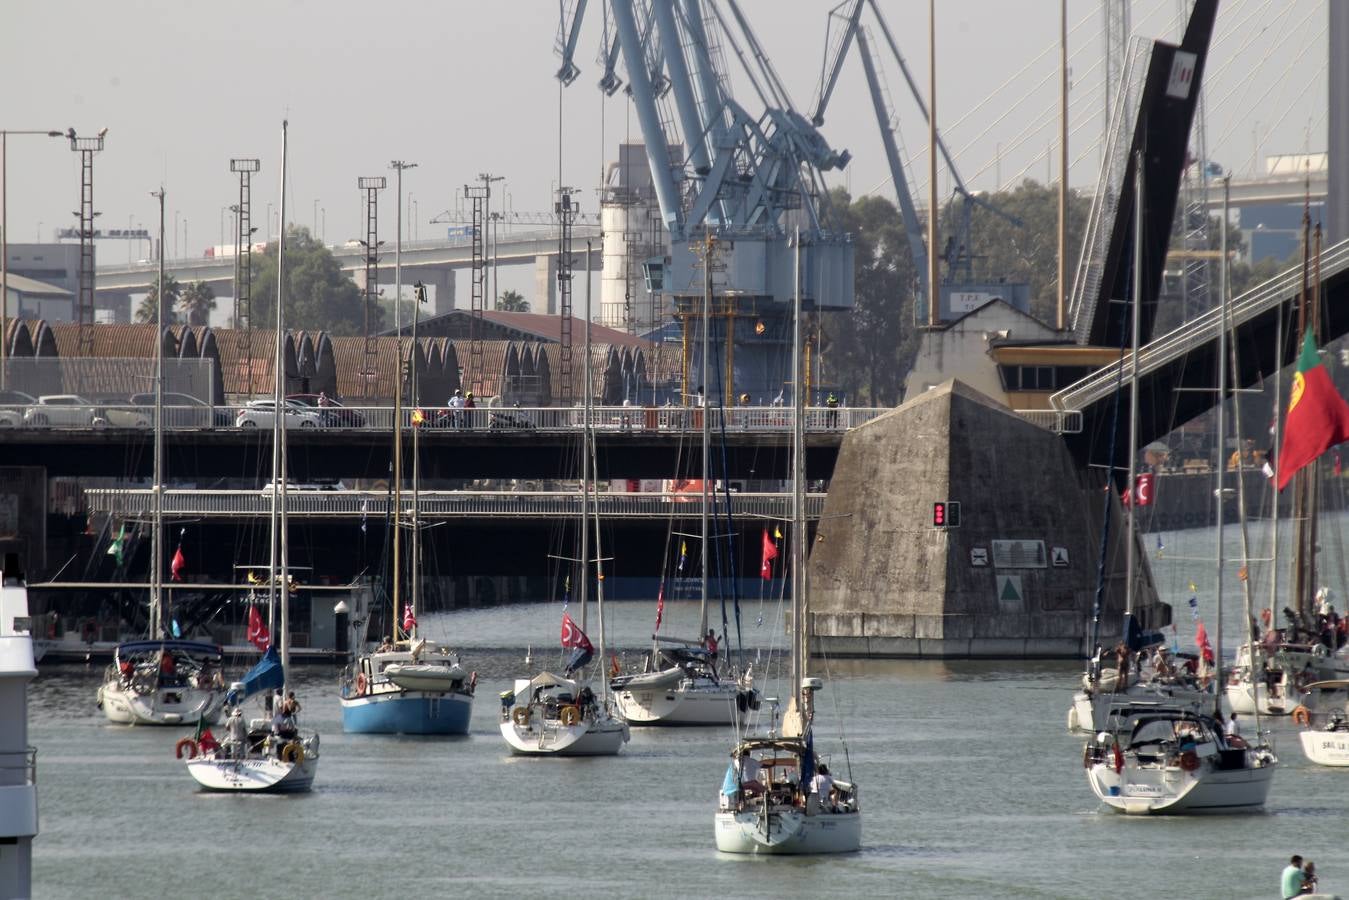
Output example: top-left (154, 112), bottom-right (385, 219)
top-left (1208, 3), bottom-right (1323, 144)
top-left (1234, 53), bottom-right (1328, 162)
top-left (1201, 0), bottom-right (1293, 92)
top-left (1213, 20), bottom-right (1327, 153)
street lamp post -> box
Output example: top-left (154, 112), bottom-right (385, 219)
top-left (1, 128), bottom-right (63, 389)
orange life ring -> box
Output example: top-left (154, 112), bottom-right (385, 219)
top-left (560, 705), bottom-right (581, 726)
top-left (1179, 750), bottom-right (1200, 772)
top-left (355, 673), bottom-right (368, 697)
top-left (511, 706), bottom-right (531, 726)
top-left (175, 737), bottom-right (198, 760)
top-left (1292, 705), bottom-right (1312, 727)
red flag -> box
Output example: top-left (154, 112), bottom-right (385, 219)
top-left (246, 605), bottom-right (271, 651)
top-left (171, 546), bottom-right (186, 582)
top-left (1277, 331), bottom-right (1349, 491)
top-left (1195, 621), bottom-right (1214, 665)
top-left (654, 582), bottom-right (665, 632)
top-left (1120, 473), bottom-right (1154, 508)
top-left (560, 612), bottom-right (593, 652)
top-left (761, 528), bottom-right (779, 579)
top-left (402, 603), bottom-right (417, 633)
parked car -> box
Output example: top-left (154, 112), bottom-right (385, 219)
top-left (126, 392), bottom-right (231, 428)
top-left (23, 394), bottom-right (103, 427)
top-left (286, 394), bottom-right (367, 428)
top-left (235, 399), bottom-right (323, 429)
top-left (0, 390), bottom-right (37, 428)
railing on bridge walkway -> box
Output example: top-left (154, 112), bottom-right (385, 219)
top-left (1051, 240), bottom-right (1349, 416)
top-left (82, 489), bottom-right (826, 521)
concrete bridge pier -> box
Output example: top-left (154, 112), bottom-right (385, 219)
top-left (534, 255), bottom-right (558, 315)
top-left (809, 379), bottom-right (1170, 659)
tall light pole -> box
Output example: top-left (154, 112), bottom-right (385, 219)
top-left (391, 160), bottom-right (418, 337)
top-left (2, 128), bottom-right (64, 388)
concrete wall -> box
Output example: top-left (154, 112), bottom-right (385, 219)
top-left (808, 379), bottom-right (1169, 658)
top-left (902, 301), bottom-right (1058, 403)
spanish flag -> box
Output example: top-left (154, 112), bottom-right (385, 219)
top-left (1276, 330), bottom-right (1349, 491)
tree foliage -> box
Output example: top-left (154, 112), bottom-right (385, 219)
top-left (496, 289), bottom-right (530, 312)
top-left (179, 280), bottom-right (216, 327)
top-left (135, 274), bottom-right (182, 325)
top-left (247, 226), bottom-right (375, 335)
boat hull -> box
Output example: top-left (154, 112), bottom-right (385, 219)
top-left (185, 754), bottom-right (318, 793)
top-left (1225, 680), bottom-right (1293, 716)
top-left (340, 690), bottom-right (472, 735)
top-left (714, 808), bottom-right (860, 854)
top-left (1299, 729), bottom-right (1349, 766)
top-left (1087, 759), bottom-right (1275, 814)
top-left (99, 681), bottom-right (224, 726)
top-left (499, 717), bottom-right (628, 756)
top-left (615, 683), bottom-right (739, 726)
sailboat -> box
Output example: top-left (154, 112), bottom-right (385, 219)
top-left (339, 275), bottom-right (475, 734)
top-left (1068, 154), bottom-right (1211, 735)
top-left (613, 235), bottom-right (755, 727)
top-left (1294, 679), bottom-right (1349, 766)
top-left (1226, 219), bottom-right (1349, 717)
top-left (99, 187), bottom-right (226, 727)
top-left (185, 121), bottom-right (319, 792)
top-left (713, 230), bottom-right (861, 855)
top-left (499, 237), bottom-right (628, 757)
top-left (1082, 168), bottom-right (1276, 814)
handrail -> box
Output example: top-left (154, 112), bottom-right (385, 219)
top-left (0, 748), bottom-right (37, 787)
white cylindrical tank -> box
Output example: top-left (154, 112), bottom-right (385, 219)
top-left (600, 142), bottom-right (667, 333)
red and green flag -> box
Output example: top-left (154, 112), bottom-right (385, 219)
top-left (1276, 330), bottom-right (1349, 491)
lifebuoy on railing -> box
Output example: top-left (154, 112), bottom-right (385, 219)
top-left (512, 706), bottom-right (531, 726)
top-left (355, 673), bottom-right (368, 697)
top-left (1179, 750), bottom-right (1200, 772)
top-left (1292, 705), bottom-right (1312, 727)
top-left (281, 742), bottom-right (305, 765)
top-left (560, 705), bottom-right (581, 726)
top-left (175, 737), bottom-right (198, 760)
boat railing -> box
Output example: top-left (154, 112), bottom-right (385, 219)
top-left (0, 747), bottom-right (36, 787)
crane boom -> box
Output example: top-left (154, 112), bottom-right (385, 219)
top-left (555, 0), bottom-right (590, 85)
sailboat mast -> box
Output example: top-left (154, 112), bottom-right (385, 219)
top-left (1307, 225), bottom-right (1324, 612)
top-left (275, 120), bottom-right (291, 676)
top-left (392, 348), bottom-right (403, 639)
top-left (791, 229), bottom-right (806, 696)
top-left (1124, 150), bottom-right (1143, 623)
top-left (410, 277), bottom-right (421, 637)
top-left (698, 232), bottom-right (712, 638)
top-left (151, 187), bottom-right (165, 639)
top-left (1291, 207), bottom-right (1311, 617)
top-left (579, 236), bottom-right (590, 635)
top-left (586, 240), bottom-right (609, 701)
top-left (1213, 174), bottom-right (1229, 714)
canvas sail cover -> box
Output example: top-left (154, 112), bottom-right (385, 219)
top-left (226, 646), bottom-right (284, 705)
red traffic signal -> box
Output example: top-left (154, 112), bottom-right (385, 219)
top-left (933, 501), bottom-right (961, 528)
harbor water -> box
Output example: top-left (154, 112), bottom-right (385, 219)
top-left (28, 522), bottom-right (1349, 898)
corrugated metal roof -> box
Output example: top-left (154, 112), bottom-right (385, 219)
top-left (2, 273), bottom-right (70, 297)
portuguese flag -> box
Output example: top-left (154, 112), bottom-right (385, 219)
top-left (1276, 330), bottom-right (1349, 491)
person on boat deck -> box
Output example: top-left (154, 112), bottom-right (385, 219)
top-left (810, 764), bottom-right (835, 811)
top-left (1224, 712), bottom-right (1240, 738)
top-left (224, 707), bottom-right (247, 757)
top-left (118, 657), bottom-right (134, 682)
top-left (1300, 861), bottom-right (1319, 896)
top-left (1282, 855), bottom-right (1306, 900)
top-left (272, 704), bottom-right (299, 742)
top-left (1112, 643), bottom-right (1130, 690)
top-left (282, 691), bottom-right (301, 717)
top-left (1150, 647), bottom-right (1175, 680)
top-left (703, 630), bottom-right (719, 668)
top-left (738, 755), bottom-right (764, 798)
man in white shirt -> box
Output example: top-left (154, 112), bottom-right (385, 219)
top-left (810, 763), bottom-right (835, 810)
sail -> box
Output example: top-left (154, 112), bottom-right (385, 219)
top-left (226, 646), bottom-right (284, 705)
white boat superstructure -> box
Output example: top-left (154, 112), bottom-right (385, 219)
top-left (499, 673), bottom-right (628, 756)
top-left (1084, 704), bottom-right (1276, 814)
top-left (98, 640), bottom-right (227, 726)
top-left (1070, 657), bottom-right (1214, 734)
top-left (613, 647), bottom-right (755, 726)
top-left (1225, 641), bottom-right (1349, 716)
top-left (184, 713), bottom-right (320, 793)
top-left (1294, 680), bottom-right (1349, 766)
top-left (0, 554), bottom-right (39, 894)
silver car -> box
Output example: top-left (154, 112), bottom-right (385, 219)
top-left (23, 394), bottom-right (103, 428)
top-left (235, 399), bottom-right (323, 429)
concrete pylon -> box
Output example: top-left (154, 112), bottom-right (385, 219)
top-left (424, 269), bottom-right (455, 316)
top-left (534, 255), bottom-right (558, 315)
top-left (808, 379), bottom-right (1170, 658)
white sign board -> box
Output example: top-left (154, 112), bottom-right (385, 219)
top-left (949, 291), bottom-right (999, 314)
top-left (970, 548), bottom-right (988, 567)
top-left (1166, 51), bottom-right (1197, 99)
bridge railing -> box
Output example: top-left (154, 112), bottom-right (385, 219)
top-left (1052, 238), bottom-right (1349, 415)
top-left (4, 403), bottom-right (889, 434)
top-left (83, 488), bottom-right (827, 520)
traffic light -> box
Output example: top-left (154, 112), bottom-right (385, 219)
top-left (933, 501), bottom-right (961, 529)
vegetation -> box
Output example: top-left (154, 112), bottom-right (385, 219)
top-left (135, 274), bottom-right (182, 325)
top-left (496, 289), bottom-right (530, 312)
top-left (248, 226), bottom-right (375, 335)
top-left (178, 281), bottom-right (216, 327)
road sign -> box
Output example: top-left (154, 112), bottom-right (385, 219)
top-left (996, 574), bottom-right (1023, 611)
top-left (1051, 546), bottom-right (1069, 567)
top-left (970, 548), bottom-right (988, 567)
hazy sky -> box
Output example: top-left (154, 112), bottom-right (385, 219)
top-left (4, 0), bottom-right (1329, 296)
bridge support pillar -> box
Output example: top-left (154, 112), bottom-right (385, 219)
top-left (424, 269), bottom-right (455, 316)
top-left (534, 255), bottom-right (558, 315)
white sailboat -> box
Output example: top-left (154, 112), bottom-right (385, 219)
top-left (1083, 169), bottom-right (1276, 814)
top-left (613, 234), bottom-right (753, 727)
top-left (1295, 679), bottom-right (1349, 766)
top-left (185, 122), bottom-right (319, 792)
top-left (99, 187), bottom-right (226, 727)
top-left (499, 236), bottom-right (628, 757)
top-left (340, 270), bottom-right (474, 734)
top-left (714, 230), bottom-right (861, 855)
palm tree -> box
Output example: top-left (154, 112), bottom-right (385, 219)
top-left (135, 274), bottom-right (182, 325)
top-left (496, 289), bottom-right (529, 312)
top-left (179, 280), bottom-right (217, 327)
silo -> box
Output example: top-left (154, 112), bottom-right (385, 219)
top-left (600, 141), bottom-right (668, 333)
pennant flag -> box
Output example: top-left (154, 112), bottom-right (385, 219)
top-left (359, 500), bottom-right (368, 534)
top-left (246, 605), bottom-right (271, 651)
top-left (561, 574), bottom-right (571, 610)
top-left (773, 525), bottom-right (783, 540)
top-left (171, 619), bottom-right (182, 638)
top-left (246, 570), bottom-right (262, 585)
top-left (560, 612), bottom-right (593, 652)
top-left (107, 522), bottom-right (126, 566)
top-left (609, 653), bottom-right (621, 678)
top-left (411, 408), bottom-right (425, 428)
top-left (1121, 472), bottom-right (1154, 507)
top-left (761, 528), bottom-right (779, 579)
top-left (654, 581), bottom-right (665, 632)
top-left (171, 546), bottom-right (187, 582)
top-left (402, 603), bottom-right (417, 633)
top-left (1155, 533), bottom-right (1165, 558)
top-left (1187, 594), bottom-right (1200, 622)
top-left (1276, 330), bottom-right (1349, 491)
top-left (678, 541), bottom-right (688, 573)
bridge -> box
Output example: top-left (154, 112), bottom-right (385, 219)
top-left (1054, 239), bottom-right (1349, 471)
top-left (93, 226), bottom-right (604, 314)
